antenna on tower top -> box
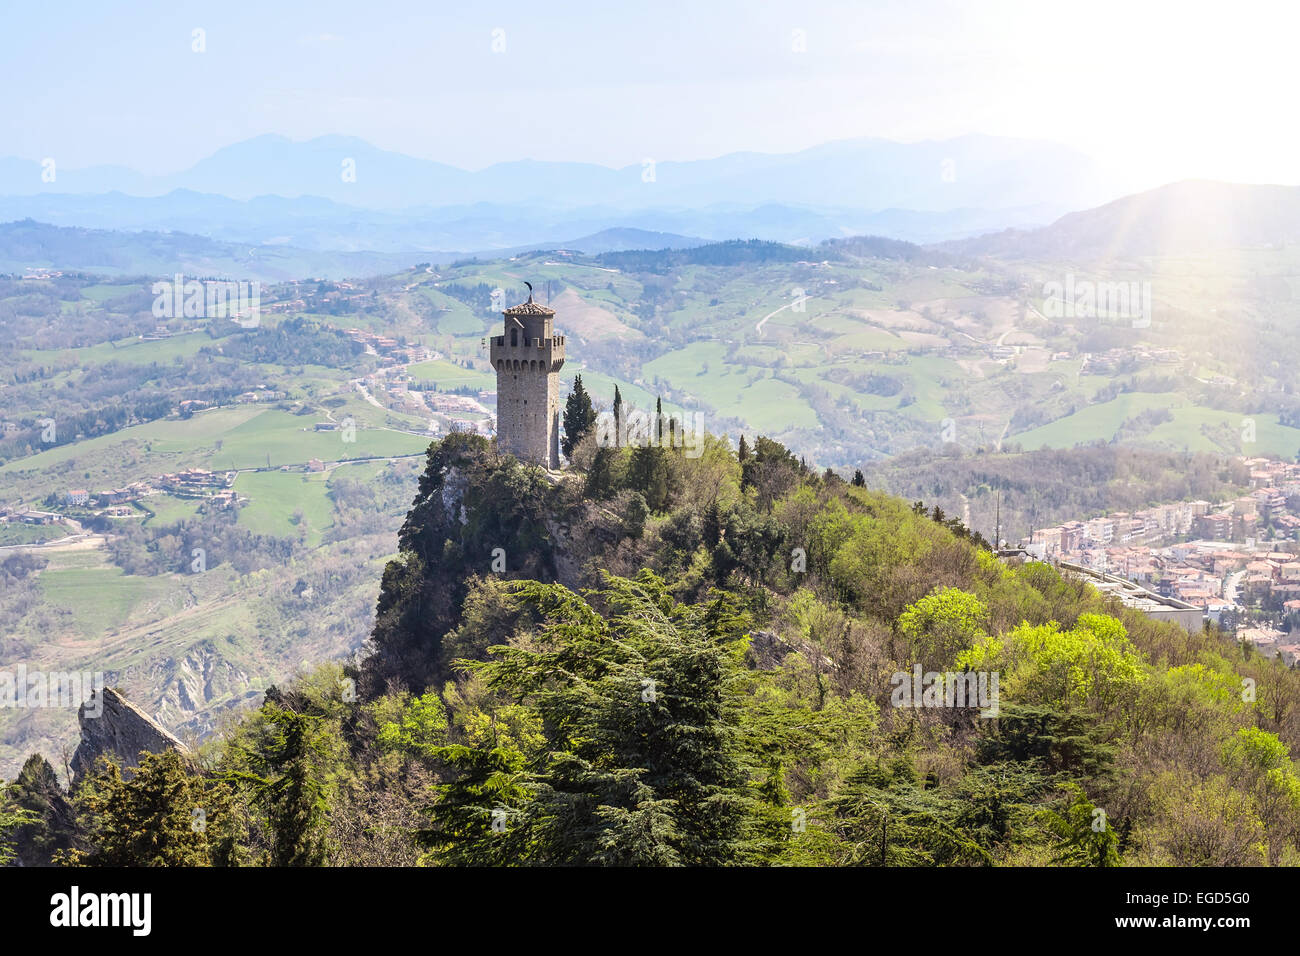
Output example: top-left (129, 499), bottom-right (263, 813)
top-left (524, 280), bottom-right (534, 301)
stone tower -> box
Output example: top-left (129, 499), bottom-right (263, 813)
top-left (491, 290), bottom-right (565, 469)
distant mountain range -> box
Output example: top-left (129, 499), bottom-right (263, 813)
top-left (6, 179), bottom-right (1292, 281)
top-left (0, 191), bottom-right (1061, 253)
top-left (0, 220), bottom-right (708, 281)
top-left (1, 133), bottom-right (1130, 210)
top-left (0, 134), bottom-right (1148, 253)
top-left (941, 180), bottom-right (1300, 260)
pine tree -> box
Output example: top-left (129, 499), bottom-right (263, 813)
top-left (1039, 783), bottom-right (1120, 867)
top-left (584, 444), bottom-right (618, 499)
top-left (418, 745), bottom-right (530, 866)
top-left (5, 755), bottom-right (75, 865)
top-left (228, 705), bottom-right (331, 867)
top-left (0, 784), bottom-right (36, 866)
top-left (627, 442), bottom-right (676, 512)
top-left (561, 374), bottom-right (597, 459)
top-left (852, 469), bottom-right (866, 487)
top-left (62, 750), bottom-right (240, 867)
top-left (702, 501), bottom-right (724, 548)
top-left (424, 572), bottom-right (751, 865)
top-left (828, 758), bottom-right (992, 866)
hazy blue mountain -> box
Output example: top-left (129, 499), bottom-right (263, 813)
top-left (0, 219), bottom-right (432, 281)
top-left (940, 180), bottom-right (1300, 260)
top-left (489, 227), bottom-right (708, 256)
top-left (0, 219), bottom-right (705, 280)
top-left (0, 191), bottom-right (1058, 254)
top-left (0, 133), bottom-right (1132, 213)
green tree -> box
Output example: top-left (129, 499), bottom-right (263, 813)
top-left (61, 750), bottom-right (241, 867)
top-left (419, 744), bottom-right (532, 866)
top-left (227, 706), bottom-right (332, 867)
top-left (897, 587), bottom-right (990, 668)
top-left (612, 385), bottom-right (624, 448)
top-left (0, 784), bottom-right (37, 866)
top-left (5, 755), bottom-right (78, 865)
top-left (827, 758), bottom-right (992, 866)
top-left (424, 571), bottom-right (750, 865)
top-left (375, 691), bottom-right (450, 759)
top-left (1039, 783), bottom-right (1120, 866)
top-left (626, 442), bottom-right (677, 512)
top-left (583, 444), bottom-right (619, 499)
top-left (562, 374), bottom-right (597, 459)
top-left (1221, 727), bottom-right (1300, 863)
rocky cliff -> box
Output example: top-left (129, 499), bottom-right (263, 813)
top-left (69, 687), bottom-right (190, 783)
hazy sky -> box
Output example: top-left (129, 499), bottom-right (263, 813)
top-left (2, 0), bottom-right (1294, 184)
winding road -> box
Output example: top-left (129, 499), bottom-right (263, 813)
top-left (755, 295), bottom-right (810, 338)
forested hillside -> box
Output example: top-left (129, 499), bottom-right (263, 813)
top-left (6, 427), bottom-right (1299, 867)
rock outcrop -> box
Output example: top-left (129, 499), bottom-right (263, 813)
top-left (747, 630), bottom-right (797, 670)
top-left (69, 687), bottom-right (189, 783)
top-left (746, 629), bottom-right (838, 672)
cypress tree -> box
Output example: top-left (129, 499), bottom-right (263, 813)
top-left (612, 385), bottom-right (624, 448)
top-left (561, 374), bottom-right (597, 459)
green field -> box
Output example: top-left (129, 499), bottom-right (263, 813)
top-left (1013, 393), bottom-right (1300, 457)
top-left (140, 495), bottom-right (204, 525)
top-left (0, 406), bottom-right (431, 482)
top-left (643, 342), bottom-right (820, 432)
top-left (1014, 393), bottom-right (1182, 448)
top-left (407, 359), bottom-right (495, 391)
top-left (0, 522), bottom-right (68, 546)
top-left (36, 564), bottom-right (179, 636)
top-left (21, 331), bottom-right (210, 367)
top-left (234, 469), bottom-right (336, 543)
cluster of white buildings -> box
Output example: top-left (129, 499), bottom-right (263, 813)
top-left (1020, 458), bottom-right (1300, 664)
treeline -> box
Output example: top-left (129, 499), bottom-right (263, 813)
top-left (0, 391), bottom-right (172, 460)
top-left (820, 234), bottom-right (967, 267)
top-left (0, 357), bottom-right (267, 464)
top-left (861, 445), bottom-right (1251, 546)
top-left (0, 554), bottom-right (50, 660)
top-left (106, 513), bottom-right (300, 576)
top-left (201, 317), bottom-right (366, 369)
top-left (596, 239), bottom-right (818, 274)
top-left (437, 282), bottom-right (500, 315)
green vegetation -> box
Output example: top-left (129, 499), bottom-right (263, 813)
top-left (11, 432), bottom-right (1299, 868)
top-left (4, 239), bottom-right (1300, 869)
top-left (234, 470), bottom-right (335, 544)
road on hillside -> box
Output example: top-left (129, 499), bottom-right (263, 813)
top-left (755, 295), bottom-right (810, 337)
